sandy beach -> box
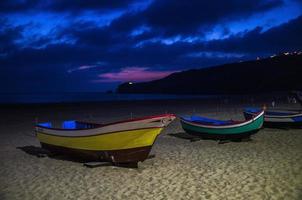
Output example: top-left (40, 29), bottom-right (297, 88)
top-left (1, 98), bottom-right (302, 200)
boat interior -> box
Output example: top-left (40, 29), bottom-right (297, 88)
top-left (181, 116), bottom-right (236, 125)
top-left (245, 107), bottom-right (301, 116)
top-left (245, 108), bottom-right (262, 113)
top-left (37, 120), bottom-right (101, 130)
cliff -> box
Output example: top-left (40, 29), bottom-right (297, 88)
top-left (117, 53), bottom-right (302, 94)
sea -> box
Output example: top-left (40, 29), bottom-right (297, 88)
top-left (0, 92), bottom-right (214, 104)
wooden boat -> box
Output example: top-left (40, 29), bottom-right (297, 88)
top-left (180, 110), bottom-right (264, 140)
top-left (244, 108), bottom-right (302, 128)
top-left (35, 114), bottom-right (176, 167)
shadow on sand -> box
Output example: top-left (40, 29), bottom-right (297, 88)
top-left (168, 132), bottom-right (253, 144)
top-left (17, 146), bottom-right (51, 157)
top-left (17, 146), bottom-right (155, 168)
top-left (168, 132), bottom-right (202, 142)
top-left (17, 146), bottom-right (111, 166)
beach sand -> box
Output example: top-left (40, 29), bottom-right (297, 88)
top-left (0, 98), bottom-right (302, 200)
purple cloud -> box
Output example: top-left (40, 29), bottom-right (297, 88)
top-left (95, 67), bottom-right (178, 82)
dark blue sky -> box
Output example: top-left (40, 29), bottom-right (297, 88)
top-left (0, 0), bottom-right (301, 92)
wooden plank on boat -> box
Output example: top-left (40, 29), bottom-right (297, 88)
top-left (83, 162), bottom-right (112, 168)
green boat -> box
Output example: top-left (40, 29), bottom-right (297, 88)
top-left (180, 110), bottom-right (264, 140)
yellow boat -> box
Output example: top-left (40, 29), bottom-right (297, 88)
top-left (35, 114), bottom-right (176, 167)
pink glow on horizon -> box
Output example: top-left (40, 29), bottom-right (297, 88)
top-left (95, 67), bottom-right (177, 82)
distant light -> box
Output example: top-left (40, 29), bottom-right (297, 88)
top-left (270, 54), bottom-right (276, 58)
top-left (257, 57), bottom-right (260, 60)
top-left (284, 52), bottom-right (290, 55)
top-left (128, 82), bottom-right (133, 85)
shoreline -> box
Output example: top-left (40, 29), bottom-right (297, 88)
top-left (0, 91), bottom-right (298, 106)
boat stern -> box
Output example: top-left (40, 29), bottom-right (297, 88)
top-left (243, 107), bottom-right (262, 120)
top-left (160, 114), bottom-right (176, 127)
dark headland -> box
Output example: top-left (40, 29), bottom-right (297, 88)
top-left (117, 53), bottom-right (302, 94)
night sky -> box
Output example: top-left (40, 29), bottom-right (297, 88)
top-left (1, 0), bottom-right (301, 92)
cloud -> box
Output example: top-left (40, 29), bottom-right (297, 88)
top-left (1, 0), bottom-right (301, 92)
top-left (0, 0), bottom-right (138, 13)
top-left (130, 0), bottom-right (284, 37)
top-left (0, 0), bottom-right (39, 13)
top-left (2, 15), bottom-right (301, 70)
top-left (48, 0), bottom-right (136, 12)
top-left (0, 19), bottom-right (25, 55)
top-left (53, 0), bottom-right (284, 43)
top-left (67, 65), bottom-right (98, 73)
top-left (203, 15), bottom-right (302, 54)
top-left (96, 67), bottom-right (178, 82)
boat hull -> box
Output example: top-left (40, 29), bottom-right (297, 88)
top-left (36, 127), bottom-right (163, 151)
top-left (35, 114), bottom-right (176, 166)
top-left (181, 128), bottom-right (260, 140)
top-left (36, 127), bottom-right (163, 164)
top-left (40, 142), bottom-right (152, 165)
top-left (180, 112), bottom-right (264, 140)
top-left (244, 110), bottom-right (302, 128)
